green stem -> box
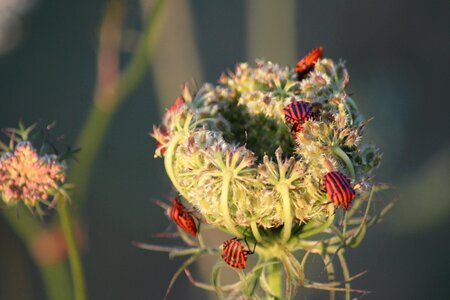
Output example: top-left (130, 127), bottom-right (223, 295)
top-left (197, 233), bottom-right (206, 249)
top-left (41, 263), bottom-right (73, 300)
top-left (332, 146), bottom-right (355, 180)
top-left (297, 213), bottom-right (335, 240)
top-left (69, 107), bottom-right (111, 208)
top-left (59, 204), bottom-right (87, 300)
top-left (250, 221), bottom-right (263, 243)
top-left (277, 183), bottom-right (292, 243)
top-left (163, 134), bottom-right (188, 198)
top-left (267, 259), bottom-right (283, 299)
top-left (219, 171), bottom-right (241, 237)
top-left (338, 250), bottom-right (350, 300)
top-left (116, 0), bottom-right (167, 102)
top-left (322, 255), bottom-right (336, 300)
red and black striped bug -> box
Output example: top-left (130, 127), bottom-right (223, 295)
top-left (221, 237), bottom-right (256, 269)
top-left (283, 100), bottom-right (313, 134)
top-left (296, 47), bottom-right (323, 81)
top-left (323, 171), bottom-right (356, 210)
top-left (169, 197), bottom-right (198, 236)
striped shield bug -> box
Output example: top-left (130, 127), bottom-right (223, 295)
top-left (323, 171), bottom-right (356, 210)
top-left (296, 47), bottom-right (323, 81)
top-left (283, 100), bottom-right (313, 134)
top-left (221, 237), bottom-right (256, 269)
top-left (169, 197), bottom-right (198, 236)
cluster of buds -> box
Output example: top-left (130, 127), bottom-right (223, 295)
top-left (148, 48), bottom-right (387, 299)
top-left (0, 123), bottom-right (70, 215)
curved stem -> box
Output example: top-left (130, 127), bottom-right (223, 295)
top-left (277, 183), bottom-right (292, 244)
top-left (163, 134), bottom-right (188, 198)
top-left (197, 233), bottom-right (205, 249)
top-left (298, 213), bottom-right (335, 240)
top-left (332, 146), bottom-right (355, 180)
top-left (219, 171), bottom-right (241, 237)
top-left (250, 220), bottom-right (263, 243)
top-left (59, 204), bottom-right (87, 300)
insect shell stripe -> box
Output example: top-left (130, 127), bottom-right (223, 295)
top-left (224, 241), bottom-right (235, 266)
top-left (292, 102), bottom-right (301, 120)
top-left (338, 173), bottom-right (353, 203)
top-left (230, 242), bottom-right (241, 267)
top-left (223, 240), bottom-right (235, 262)
top-left (325, 173), bottom-right (344, 206)
top-left (331, 172), bottom-right (350, 203)
top-left (284, 106), bottom-right (295, 122)
top-left (324, 173), bottom-right (339, 203)
top-left (239, 252), bottom-right (247, 268)
top-left (332, 172), bottom-right (354, 204)
top-left (328, 172), bottom-right (347, 205)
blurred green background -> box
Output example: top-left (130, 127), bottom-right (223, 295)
top-left (0, 0), bottom-right (449, 299)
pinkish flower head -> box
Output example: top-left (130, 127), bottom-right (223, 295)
top-left (0, 131), bottom-right (67, 213)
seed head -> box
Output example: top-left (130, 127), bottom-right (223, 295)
top-left (0, 141), bottom-right (65, 208)
top-left (0, 123), bottom-right (72, 215)
top-left (152, 56), bottom-right (381, 235)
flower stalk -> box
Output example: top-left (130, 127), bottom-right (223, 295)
top-left (277, 182), bottom-right (293, 243)
top-left (338, 250), bottom-right (351, 300)
top-left (58, 201), bottom-right (87, 300)
top-left (163, 133), bottom-right (187, 197)
top-left (220, 170), bottom-right (242, 237)
top-left (250, 221), bottom-right (263, 243)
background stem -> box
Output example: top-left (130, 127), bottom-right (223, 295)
top-left (69, 0), bottom-right (168, 208)
top-left (41, 263), bottom-right (73, 300)
top-left (59, 204), bottom-right (87, 300)
top-left (1, 208), bottom-right (72, 300)
top-left (338, 250), bottom-right (351, 300)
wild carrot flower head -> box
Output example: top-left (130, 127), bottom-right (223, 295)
top-left (152, 55), bottom-right (381, 233)
top-left (146, 49), bottom-right (390, 299)
top-left (0, 123), bottom-right (70, 215)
